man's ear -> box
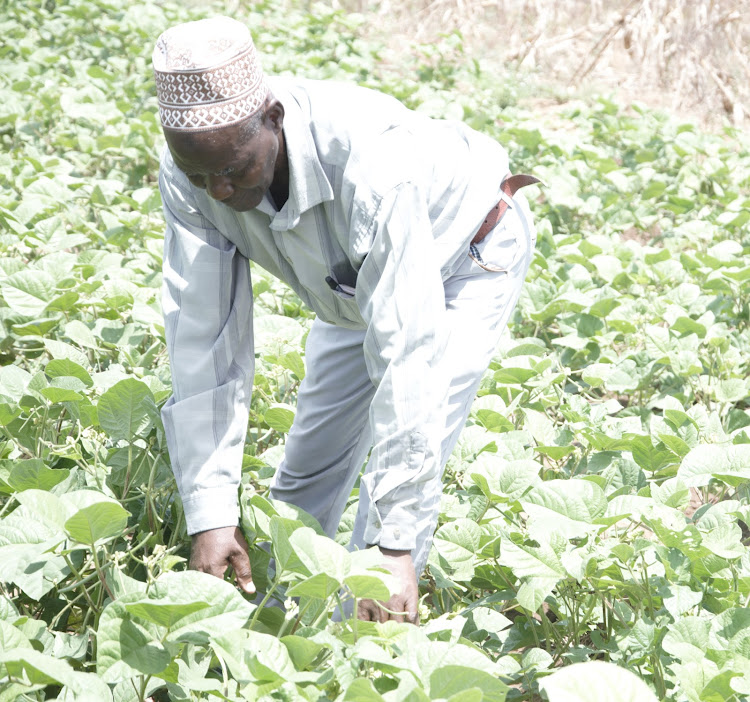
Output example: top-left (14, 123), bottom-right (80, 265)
top-left (264, 98), bottom-right (284, 134)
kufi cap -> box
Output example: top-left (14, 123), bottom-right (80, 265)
top-left (152, 17), bottom-right (268, 132)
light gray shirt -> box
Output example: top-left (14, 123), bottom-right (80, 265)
top-left (159, 77), bottom-right (510, 548)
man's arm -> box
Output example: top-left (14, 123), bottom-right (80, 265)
top-left (354, 180), bottom-right (451, 621)
top-left (159, 167), bottom-right (255, 594)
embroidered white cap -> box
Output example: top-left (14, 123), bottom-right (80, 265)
top-left (152, 16), bottom-right (268, 131)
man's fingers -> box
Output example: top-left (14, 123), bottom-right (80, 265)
top-left (357, 599), bottom-right (380, 622)
top-left (229, 550), bottom-right (255, 595)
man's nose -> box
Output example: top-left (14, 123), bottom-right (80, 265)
top-left (206, 174), bottom-right (234, 201)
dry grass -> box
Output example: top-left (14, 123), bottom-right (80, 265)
top-left (336, 0), bottom-right (749, 127)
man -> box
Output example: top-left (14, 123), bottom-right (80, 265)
top-left (153, 16), bottom-right (537, 623)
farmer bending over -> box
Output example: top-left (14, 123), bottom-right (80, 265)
top-left (153, 17), bottom-right (538, 623)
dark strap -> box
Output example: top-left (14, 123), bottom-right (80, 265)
top-left (472, 173), bottom-right (541, 245)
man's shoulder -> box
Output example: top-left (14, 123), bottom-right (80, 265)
top-left (270, 76), bottom-right (406, 116)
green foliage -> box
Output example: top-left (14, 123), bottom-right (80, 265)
top-left (1, 0), bottom-right (750, 700)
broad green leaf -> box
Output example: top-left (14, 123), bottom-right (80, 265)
top-left (45, 359), bottom-right (93, 387)
top-left (521, 479), bottom-right (606, 539)
top-left (433, 519), bottom-right (482, 580)
top-left (429, 665), bottom-right (508, 702)
top-left (14, 489), bottom-right (74, 531)
top-left (96, 593), bottom-right (172, 682)
top-left (286, 572), bottom-right (340, 599)
top-left (659, 583), bottom-right (703, 618)
top-left (264, 403), bottom-right (296, 433)
top-left (280, 635), bottom-right (325, 671)
top-left (123, 601), bottom-right (212, 629)
top-left (499, 539), bottom-right (565, 580)
top-left (64, 498), bottom-right (129, 544)
top-left (0, 365), bottom-right (32, 402)
top-left (539, 661), bottom-right (658, 702)
top-left (343, 678), bottom-right (386, 701)
top-left (630, 435), bottom-right (677, 473)
top-left (0, 619), bottom-right (33, 654)
top-left (678, 444), bottom-right (750, 487)
top-left (662, 616), bottom-right (711, 663)
top-left (517, 577), bottom-right (558, 612)
top-left (1, 649), bottom-right (112, 701)
top-left (40, 376), bottom-right (87, 404)
top-left (708, 608), bottom-right (750, 660)
top-left (343, 574), bottom-right (391, 601)
top-left (6, 460), bottom-right (69, 492)
top-left (701, 523), bottom-right (745, 559)
top-left (289, 527), bottom-right (349, 582)
top-left (270, 515), bottom-right (307, 575)
top-left (212, 629), bottom-right (297, 684)
top-left (1, 270), bottom-right (55, 316)
top-left (277, 351), bottom-right (306, 380)
top-left (469, 455), bottom-right (541, 503)
top-left (152, 571), bottom-right (255, 645)
top-left (97, 378), bottom-right (156, 441)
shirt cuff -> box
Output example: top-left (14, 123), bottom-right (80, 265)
top-left (363, 499), bottom-right (418, 551)
top-left (181, 487), bottom-right (240, 536)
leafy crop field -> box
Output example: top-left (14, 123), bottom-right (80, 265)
top-left (1, 1), bottom-right (750, 700)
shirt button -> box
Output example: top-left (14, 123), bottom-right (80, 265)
top-left (374, 521), bottom-right (381, 529)
top-left (394, 528), bottom-right (400, 540)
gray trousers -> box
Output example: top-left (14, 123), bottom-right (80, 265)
top-left (270, 193), bottom-right (536, 577)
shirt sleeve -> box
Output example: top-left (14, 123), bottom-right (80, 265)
top-left (159, 169), bottom-right (254, 536)
top-left (355, 181), bottom-right (450, 551)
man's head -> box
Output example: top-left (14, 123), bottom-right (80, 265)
top-left (153, 17), bottom-right (285, 211)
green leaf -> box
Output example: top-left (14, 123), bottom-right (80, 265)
top-left (153, 571), bottom-right (255, 645)
top-left (270, 516), bottom-right (307, 575)
top-left (45, 359), bottom-right (93, 387)
top-left (662, 616), bottom-right (711, 663)
top-left (343, 678), bottom-right (386, 701)
top-left (342, 573), bottom-right (391, 601)
top-left (630, 435), bottom-right (677, 473)
top-left (277, 351), bottom-right (306, 380)
top-left (6, 460), bottom-right (69, 493)
top-left (1, 270), bottom-right (55, 316)
top-left (280, 635), bottom-right (324, 671)
top-left (286, 572), bottom-right (341, 599)
top-left (0, 620), bottom-right (33, 654)
top-left (124, 601), bottom-right (212, 629)
top-left (96, 593), bottom-right (172, 682)
top-left (41, 376), bottom-right (87, 403)
top-left (540, 661), bottom-right (658, 702)
top-left (701, 523), bottom-right (745, 560)
top-left (97, 378), bottom-right (156, 441)
top-left (264, 403), bottom-right (296, 433)
top-left (678, 444), bottom-right (750, 487)
top-left (212, 629), bottom-right (296, 684)
top-left (469, 456), bottom-right (542, 503)
top-left (433, 519), bottom-right (482, 581)
top-left (64, 498), bottom-right (129, 545)
top-left (289, 527), bottom-right (349, 582)
top-left (429, 665), bottom-right (508, 702)
top-left (0, 649), bottom-right (112, 701)
top-left (521, 479), bottom-right (606, 539)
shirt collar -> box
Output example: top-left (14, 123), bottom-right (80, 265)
top-left (259, 78), bottom-right (334, 230)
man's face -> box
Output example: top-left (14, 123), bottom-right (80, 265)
top-left (164, 104), bottom-right (283, 212)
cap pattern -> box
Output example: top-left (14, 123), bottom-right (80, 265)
top-left (152, 17), bottom-right (268, 132)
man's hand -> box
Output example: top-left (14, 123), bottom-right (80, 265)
top-left (357, 547), bottom-right (418, 624)
top-left (190, 526), bottom-right (255, 595)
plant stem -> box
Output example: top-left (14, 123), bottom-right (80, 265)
top-left (248, 575), bottom-right (281, 629)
